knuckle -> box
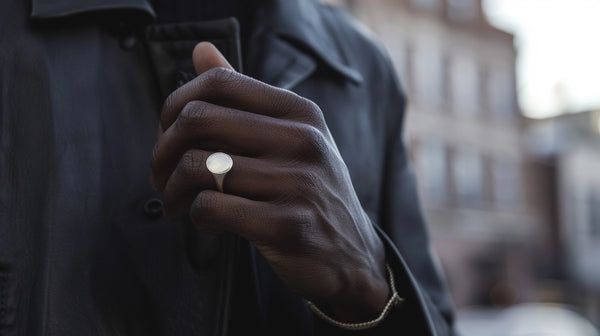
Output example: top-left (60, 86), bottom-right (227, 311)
top-left (203, 67), bottom-right (237, 88)
top-left (294, 123), bottom-right (329, 159)
top-left (300, 97), bottom-right (322, 116)
top-left (177, 101), bottom-right (210, 129)
top-left (178, 150), bottom-right (205, 180)
top-left (295, 123), bottom-right (319, 142)
top-left (191, 192), bottom-right (214, 221)
top-left (293, 97), bottom-right (324, 124)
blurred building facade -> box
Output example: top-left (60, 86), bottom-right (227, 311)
top-left (325, 0), bottom-right (560, 311)
top-left (529, 109), bottom-right (600, 325)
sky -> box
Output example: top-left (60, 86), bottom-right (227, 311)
top-left (482, 0), bottom-right (600, 119)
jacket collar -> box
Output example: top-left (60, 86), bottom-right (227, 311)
top-left (30, 0), bottom-right (363, 89)
top-left (30, 0), bottom-right (156, 21)
top-left (254, 0), bottom-right (363, 86)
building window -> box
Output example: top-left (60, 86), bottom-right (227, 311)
top-left (492, 160), bottom-right (522, 210)
top-left (450, 55), bottom-right (480, 115)
top-left (489, 68), bottom-right (517, 120)
top-left (417, 139), bottom-right (448, 206)
top-left (453, 149), bottom-right (484, 207)
top-left (414, 41), bottom-right (444, 108)
top-left (411, 0), bottom-right (439, 9)
top-left (589, 190), bottom-right (600, 237)
top-left (479, 65), bottom-right (491, 115)
top-left (447, 0), bottom-right (477, 22)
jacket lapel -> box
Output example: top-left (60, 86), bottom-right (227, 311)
top-left (249, 0), bottom-right (363, 90)
top-left (247, 33), bottom-right (316, 90)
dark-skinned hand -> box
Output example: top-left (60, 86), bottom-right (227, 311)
top-left (150, 42), bottom-right (389, 322)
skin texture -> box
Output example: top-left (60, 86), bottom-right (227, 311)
top-left (150, 42), bottom-right (389, 322)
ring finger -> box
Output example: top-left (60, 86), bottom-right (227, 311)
top-left (161, 149), bottom-right (284, 220)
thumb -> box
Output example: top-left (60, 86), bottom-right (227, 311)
top-left (192, 42), bottom-right (234, 75)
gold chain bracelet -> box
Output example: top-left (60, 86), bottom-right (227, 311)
top-left (307, 263), bottom-right (404, 330)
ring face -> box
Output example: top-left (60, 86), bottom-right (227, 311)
top-left (206, 152), bottom-right (233, 175)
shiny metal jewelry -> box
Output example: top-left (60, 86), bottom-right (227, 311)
top-left (206, 152), bottom-right (233, 192)
top-left (307, 263), bottom-right (404, 330)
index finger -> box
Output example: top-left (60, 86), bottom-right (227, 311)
top-left (160, 68), bottom-right (322, 131)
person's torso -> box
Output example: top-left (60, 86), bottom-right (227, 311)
top-left (0, 1), bottom-right (389, 334)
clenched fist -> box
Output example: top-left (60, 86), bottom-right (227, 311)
top-left (150, 42), bottom-right (389, 322)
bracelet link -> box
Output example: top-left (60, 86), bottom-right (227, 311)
top-left (307, 263), bottom-right (404, 331)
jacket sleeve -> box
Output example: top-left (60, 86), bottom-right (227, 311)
top-left (314, 47), bottom-right (457, 335)
top-left (314, 138), bottom-right (457, 335)
top-left (376, 67), bottom-right (457, 335)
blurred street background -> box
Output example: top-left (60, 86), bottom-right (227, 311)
top-left (325, 0), bottom-right (600, 334)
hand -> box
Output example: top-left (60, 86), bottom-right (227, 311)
top-left (150, 42), bottom-right (389, 322)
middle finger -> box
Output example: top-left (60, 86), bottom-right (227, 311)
top-left (151, 100), bottom-right (298, 190)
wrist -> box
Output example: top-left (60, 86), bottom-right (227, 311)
top-left (308, 263), bottom-right (403, 330)
top-left (324, 263), bottom-right (390, 323)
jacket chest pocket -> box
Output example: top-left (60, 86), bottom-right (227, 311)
top-left (144, 18), bottom-right (243, 100)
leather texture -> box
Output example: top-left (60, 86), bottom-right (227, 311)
top-left (0, 0), bottom-right (456, 335)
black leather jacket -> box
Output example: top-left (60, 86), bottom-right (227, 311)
top-left (0, 0), bottom-right (455, 334)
